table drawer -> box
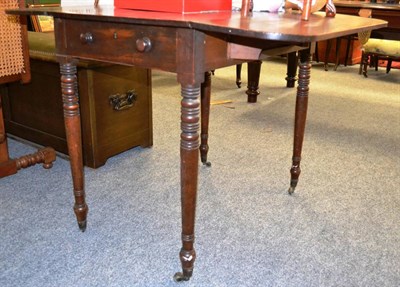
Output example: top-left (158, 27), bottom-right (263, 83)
top-left (56, 19), bottom-right (178, 71)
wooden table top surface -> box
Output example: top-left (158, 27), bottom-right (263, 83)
top-left (8, 6), bottom-right (387, 43)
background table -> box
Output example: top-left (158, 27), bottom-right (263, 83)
top-left (335, 0), bottom-right (400, 40)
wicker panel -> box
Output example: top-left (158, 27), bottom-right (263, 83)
top-left (0, 0), bottom-right (25, 78)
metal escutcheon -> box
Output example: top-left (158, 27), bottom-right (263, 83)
top-left (109, 90), bottom-right (137, 111)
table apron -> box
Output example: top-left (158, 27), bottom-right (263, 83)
top-left (54, 18), bottom-right (303, 73)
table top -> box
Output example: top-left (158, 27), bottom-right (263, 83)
top-left (8, 6), bottom-right (387, 43)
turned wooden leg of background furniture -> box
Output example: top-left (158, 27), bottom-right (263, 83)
top-left (344, 36), bottom-right (352, 67)
top-left (174, 83), bottom-right (200, 282)
top-left (0, 93), bottom-right (9, 165)
top-left (60, 61), bottom-right (88, 231)
top-left (246, 60), bottom-right (262, 103)
top-left (299, 0), bottom-right (337, 20)
top-left (386, 59), bottom-right (393, 73)
top-left (324, 39), bottom-right (332, 71)
top-left (200, 71), bottom-right (212, 167)
top-left (236, 64), bottom-right (242, 88)
top-left (301, 0), bottom-right (312, 21)
top-left (325, 0), bottom-right (337, 18)
top-left (289, 49), bottom-right (312, 194)
top-left (360, 51), bottom-right (369, 77)
top-left (286, 52), bottom-right (298, 88)
top-left (334, 37), bottom-right (342, 71)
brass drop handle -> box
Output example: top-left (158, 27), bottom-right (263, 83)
top-left (80, 32), bottom-right (94, 44)
top-left (109, 90), bottom-right (137, 111)
top-left (136, 37), bottom-right (152, 52)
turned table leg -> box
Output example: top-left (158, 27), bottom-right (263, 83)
top-left (288, 49), bottom-right (312, 194)
top-left (200, 71), bottom-right (212, 167)
top-left (286, 51), bottom-right (298, 88)
top-left (246, 60), bottom-right (262, 103)
top-left (174, 83), bottom-right (200, 282)
top-left (60, 61), bottom-right (88, 231)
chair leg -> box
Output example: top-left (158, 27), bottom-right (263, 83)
top-left (386, 59), bottom-right (392, 74)
top-left (361, 52), bottom-right (369, 78)
top-left (0, 94), bottom-right (10, 164)
top-left (0, 93), bottom-right (56, 178)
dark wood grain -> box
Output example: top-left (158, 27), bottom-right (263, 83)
top-left (6, 5), bottom-right (388, 281)
top-left (8, 7), bottom-right (387, 43)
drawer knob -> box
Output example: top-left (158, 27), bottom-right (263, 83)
top-left (136, 37), bottom-right (152, 52)
top-left (80, 32), bottom-right (94, 44)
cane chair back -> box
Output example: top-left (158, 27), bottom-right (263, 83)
top-left (0, 0), bottom-right (30, 85)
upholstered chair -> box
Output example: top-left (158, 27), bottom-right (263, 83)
top-left (358, 8), bottom-right (400, 77)
top-left (359, 38), bottom-right (400, 77)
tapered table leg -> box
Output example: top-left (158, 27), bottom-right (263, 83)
top-left (288, 49), bottom-right (312, 194)
top-left (60, 61), bottom-right (88, 231)
top-left (174, 83), bottom-right (200, 282)
top-left (200, 71), bottom-right (211, 167)
top-left (246, 60), bottom-right (262, 103)
top-left (286, 51), bottom-right (298, 88)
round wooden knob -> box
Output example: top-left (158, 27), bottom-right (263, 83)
top-left (136, 37), bottom-right (152, 52)
top-left (80, 32), bottom-right (94, 44)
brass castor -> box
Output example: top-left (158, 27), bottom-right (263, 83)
top-left (288, 179), bottom-right (298, 195)
top-left (202, 161), bottom-right (211, 167)
top-left (173, 272), bottom-right (191, 282)
top-left (78, 220), bottom-right (87, 232)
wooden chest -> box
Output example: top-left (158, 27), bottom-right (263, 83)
top-left (2, 32), bottom-right (153, 168)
